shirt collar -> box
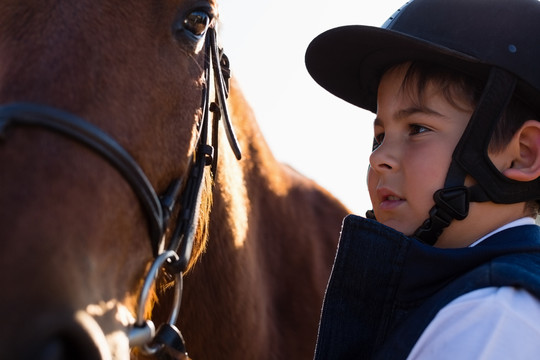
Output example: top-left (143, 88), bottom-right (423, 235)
top-left (469, 217), bottom-right (537, 247)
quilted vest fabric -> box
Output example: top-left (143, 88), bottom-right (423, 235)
top-left (314, 215), bottom-right (540, 359)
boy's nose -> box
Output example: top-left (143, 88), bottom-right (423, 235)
top-left (369, 140), bottom-right (399, 173)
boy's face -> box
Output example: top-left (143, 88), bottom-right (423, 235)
top-left (367, 64), bottom-right (473, 236)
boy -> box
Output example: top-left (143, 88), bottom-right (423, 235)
top-left (305, 0), bottom-right (540, 358)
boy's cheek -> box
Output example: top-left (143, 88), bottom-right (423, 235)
top-left (366, 167), bottom-right (377, 201)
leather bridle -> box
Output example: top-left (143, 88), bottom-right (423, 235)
top-left (0, 26), bottom-right (240, 357)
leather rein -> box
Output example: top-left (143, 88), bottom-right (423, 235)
top-left (0, 27), bottom-right (241, 358)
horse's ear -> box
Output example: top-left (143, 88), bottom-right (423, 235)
top-left (502, 120), bottom-right (540, 182)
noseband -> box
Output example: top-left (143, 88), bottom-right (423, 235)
top-left (0, 27), bottom-right (240, 357)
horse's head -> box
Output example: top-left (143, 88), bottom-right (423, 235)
top-left (0, 1), bottom-right (226, 358)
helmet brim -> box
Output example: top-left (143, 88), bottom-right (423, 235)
top-left (305, 25), bottom-right (488, 114)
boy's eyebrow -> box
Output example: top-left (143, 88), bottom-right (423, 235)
top-left (373, 106), bottom-right (445, 126)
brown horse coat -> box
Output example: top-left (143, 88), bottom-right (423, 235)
top-left (0, 1), bottom-right (349, 359)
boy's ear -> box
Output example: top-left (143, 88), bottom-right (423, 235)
top-left (502, 120), bottom-right (540, 181)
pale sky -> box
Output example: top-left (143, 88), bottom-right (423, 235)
top-left (219, 0), bottom-right (407, 214)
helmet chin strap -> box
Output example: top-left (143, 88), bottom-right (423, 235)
top-left (412, 67), bottom-right (518, 245)
top-left (412, 172), bottom-right (470, 246)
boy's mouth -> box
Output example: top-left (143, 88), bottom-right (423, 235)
top-left (376, 188), bottom-right (405, 210)
top-left (379, 195), bottom-right (405, 211)
top-left (377, 188), bottom-right (404, 202)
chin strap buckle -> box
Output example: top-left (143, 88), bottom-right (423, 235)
top-left (414, 187), bottom-right (470, 245)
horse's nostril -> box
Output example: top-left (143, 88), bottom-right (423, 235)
top-left (38, 337), bottom-right (80, 360)
top-left (34, 333), bottom-right (103, 360)
top-left (27, 311), bottom-right (113, 360)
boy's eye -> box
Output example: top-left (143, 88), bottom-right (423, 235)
top-left (372, 133), bottom-right (384, 150)
top-left (409, 124), bottom-right (430, 135)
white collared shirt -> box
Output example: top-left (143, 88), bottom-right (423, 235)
top-left (407, 218), bottom-right (540, 360)
top-left (468, 217), bottom-right (536, 247)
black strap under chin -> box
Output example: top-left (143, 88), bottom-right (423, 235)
top-left (413, 186), bottom-right (470, 245)
top-left (414, 67), bottom-right (517, 246)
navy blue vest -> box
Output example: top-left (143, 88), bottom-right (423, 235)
top-left (314, 215), bottom-right (540, 360)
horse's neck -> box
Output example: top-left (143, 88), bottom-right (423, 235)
top-left (177, 80), bottom-right (349, 359)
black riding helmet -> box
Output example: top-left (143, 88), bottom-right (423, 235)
top-left (305, 0), bottom-right (540, 245)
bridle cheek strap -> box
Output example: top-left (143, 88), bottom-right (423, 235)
top-left (161, 27), bottom-right (241, 273)
top-left (414, 67), bottom-right (517, 245)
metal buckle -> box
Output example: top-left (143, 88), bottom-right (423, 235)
top-left (129, 250), bottom-right (183, 355)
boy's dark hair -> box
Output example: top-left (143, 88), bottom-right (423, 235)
top-left (398, 61), bottom-right (540, 217)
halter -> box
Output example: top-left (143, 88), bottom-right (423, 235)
top-left (0, 26), bottom-right (240, 357)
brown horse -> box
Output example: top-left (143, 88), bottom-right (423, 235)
top-left (0, 1), bottom-right (348, 359)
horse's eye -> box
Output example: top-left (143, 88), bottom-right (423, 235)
top-left (183, 11), bottom-right (211, 37)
